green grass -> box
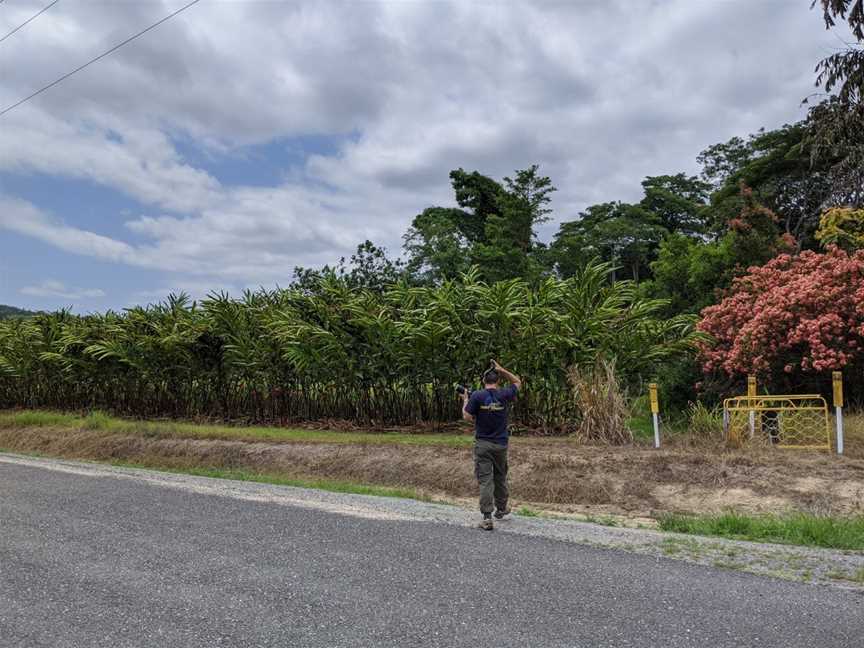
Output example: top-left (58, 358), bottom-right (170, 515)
top-left (115, 463), bottom-right (432, 500)
top-left (0, 409), bottom-right (475, 448)
top-left (0, 446), bottom-right (431, 502)
top-left (517, 506), bottom-right (539, 517)
top-left (626, 415), bottom-right (655, 440)
top-left (658, 511), bottom-right (864, 551)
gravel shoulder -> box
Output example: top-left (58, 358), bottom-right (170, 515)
top-left (2, 452), bottom-right (862, 591)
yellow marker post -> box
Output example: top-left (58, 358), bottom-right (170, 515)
top-left (747, 375), bottom-right (757, 438)
top-left (649, 383), bottom-right (660, 448)
top-left (833, 371), bottom-right (844, 455)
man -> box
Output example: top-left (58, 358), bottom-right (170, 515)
top-left (462, 359), bottom-right (522, 531)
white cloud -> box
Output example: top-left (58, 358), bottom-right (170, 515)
top-left (0, 0), bottom-right (849, 296)
top-left (20, 279), bottom-right (105, 300)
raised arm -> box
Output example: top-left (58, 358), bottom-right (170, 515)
top-left (491, 360), bottom-right (522, 390)
top-left (462, 391), bottom-right (475, 422)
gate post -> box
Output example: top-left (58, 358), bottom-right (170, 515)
top-left (649, 382), bottom-right (660, 449)
top-left (833, 371), bottom-right (844, 456)
top-left (747, 375), bottom-right (757, 438)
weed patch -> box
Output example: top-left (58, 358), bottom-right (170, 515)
top-left (658, 511), bottom-right (864, 551)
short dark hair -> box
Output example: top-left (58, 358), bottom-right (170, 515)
top-left (483, 368), bottom-right (499, 384)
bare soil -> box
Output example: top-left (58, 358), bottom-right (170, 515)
top-left (2, 425), bottom-right (863, 519)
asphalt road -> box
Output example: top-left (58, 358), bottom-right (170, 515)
top-left (1, 456), bottom-right (862, 648)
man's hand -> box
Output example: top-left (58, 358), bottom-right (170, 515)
top-left (490, 359), bottom-right (522, 390)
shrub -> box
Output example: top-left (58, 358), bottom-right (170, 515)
top-left (686, 401), bottom-right (723, 439)
top-left (698, 247), bottom-right (864, 391)
top-left (568, 358), bottom-right (632, 444)
top-left (816, 207), bottom-right (864, 252)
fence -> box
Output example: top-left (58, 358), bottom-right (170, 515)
top-left (722, 394), bottom-right (832, 451)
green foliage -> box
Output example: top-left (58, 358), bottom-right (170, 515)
top-left (0, 305), bottom-right (38, 320)
top-left (813, 1), bottom-right (864, 107)
top-left (638, 173), bottom-right (711, 237)
top-left (294, 240), bottom-right (406, 292)
top-left (645, 182), bottom-right (797, 319)
top-left (403, 207), bottom-right (473, 282)
top-left (815, 206), bottom-right (864, 250)
top-left (641, 234), bottom-right (728, 315)
top-left (551, 202), bottom-right (665, 281)
top-left (550, 173), bottom-right (710, 288)
top-left (805, 97), bottom-right (864, 209)
top-left (405, 165), bottom-right (555, 283)
top-left (685, 401), bottom-right (723, 438)
top-left (705, 124), bottom-right (833, 247)
top-left (0, 263), bottom-right (699, 431)
top-left (658, 511), bottom-right (864, 551)
top-left (516, 506), bottom-right (540, 517)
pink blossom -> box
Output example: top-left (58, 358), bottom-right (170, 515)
top-left (699, 247), bottom-right (864, 379)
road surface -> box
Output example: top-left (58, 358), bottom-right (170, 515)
top-left (0, 454), bottom-right (861, 647)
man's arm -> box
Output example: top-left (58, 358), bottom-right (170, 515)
top-left (492, 360), bottom-right (522, 390)
top-left (462, 391), bottom-right (475, 422)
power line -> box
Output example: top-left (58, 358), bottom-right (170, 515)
top-left (0, 0), bottom-right (202, 118)
top-left (0, 0), bottom-right (59, 44)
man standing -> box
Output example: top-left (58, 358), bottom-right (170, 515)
top-left (462, 359), bottom-right (522, 531)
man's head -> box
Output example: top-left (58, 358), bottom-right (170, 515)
top-left (482, 368), bottom-right (499, 386)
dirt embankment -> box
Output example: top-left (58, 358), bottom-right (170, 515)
top-left (2, 426), bottom-right (863, 518)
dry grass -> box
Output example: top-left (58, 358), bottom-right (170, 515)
top-left (3, 416), bottom-right (863, 519)
top-left (568, 358), bottom-right (632, 445)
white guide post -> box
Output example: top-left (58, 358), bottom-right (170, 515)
top-left (649, 383), bottom-right (660, 449)
top-left (833, 371), bottom-right (844, 456)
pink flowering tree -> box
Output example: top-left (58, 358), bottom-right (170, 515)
top-left (698, 247), bottom-right (864, 393)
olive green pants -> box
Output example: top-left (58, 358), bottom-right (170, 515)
top-left (474, 439), bottom-right (509, 514)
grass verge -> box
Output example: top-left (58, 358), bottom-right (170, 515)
top-left (658, 511), bottom-right (864, 551)
top-left (0, 447), bottom-right (431, 502)
top-left (0, 409), bottom-right (474, 448)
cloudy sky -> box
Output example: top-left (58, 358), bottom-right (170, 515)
top-left (0, 0), bottom-right (850, 311)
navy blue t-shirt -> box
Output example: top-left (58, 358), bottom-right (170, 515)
top-left (465, 385), bottom-right (519, 446)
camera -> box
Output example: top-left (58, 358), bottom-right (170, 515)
top-left (455, 384), bottom-right (469, 396)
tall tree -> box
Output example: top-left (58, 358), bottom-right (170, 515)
top-left (448, 168), bottom-right (504, 243)
top-left (639, 173), bottom-right (711, 237)
top-left (551, 202), bottom-right (664, 282)
top-left (475, 165), bottom-right (556, 281)
top-left (403, 207), bottom-right (473, 282)
top-left (404, 165), bottom-right (555, 283)
top-left (697, 136), bottom-right (753, 190)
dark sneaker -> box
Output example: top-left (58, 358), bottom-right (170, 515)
top-left (478, 517), bottom-right (494, 531)
top-left (494, 506), bottom-right (511, 520)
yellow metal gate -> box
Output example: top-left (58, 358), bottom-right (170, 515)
top-left (722, 395), bottom-right (832, 450)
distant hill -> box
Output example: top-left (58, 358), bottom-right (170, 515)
top-left (0, 305), bottom-right (38, 320)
